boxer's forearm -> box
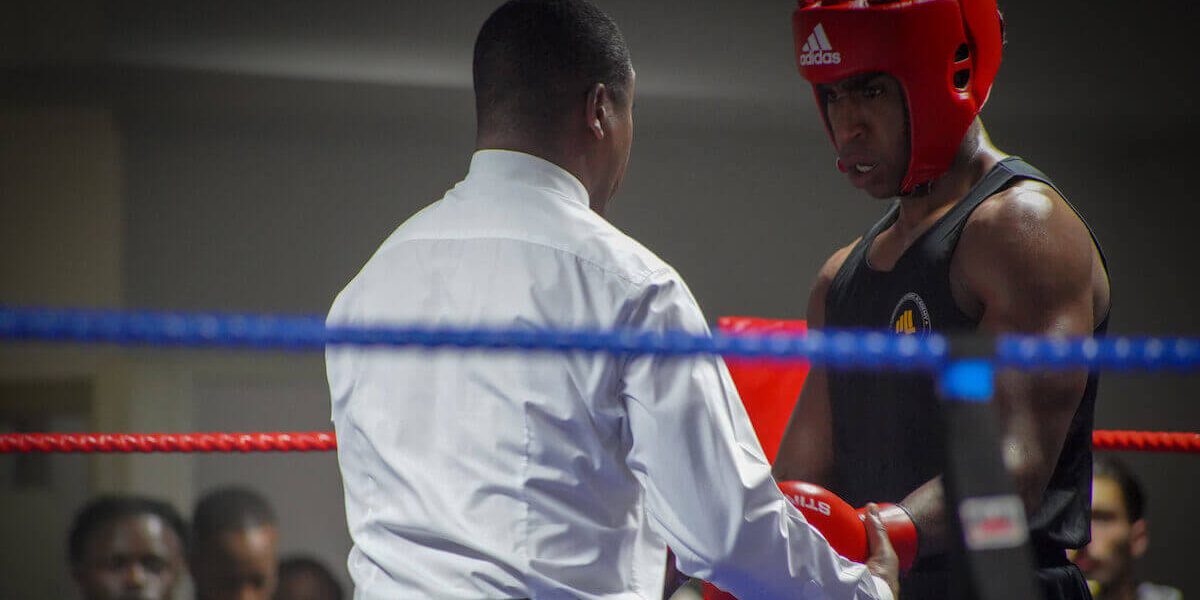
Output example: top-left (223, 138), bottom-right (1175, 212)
top-left (900, 441), bottom-right (1058, 561)
top-left (899, 476), bottom-right (948, 559)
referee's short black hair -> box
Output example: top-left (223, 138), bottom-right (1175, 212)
top-left (473, 0), bottom-right (632, 135)
top-left (68, 495), bottom-right (187, 565)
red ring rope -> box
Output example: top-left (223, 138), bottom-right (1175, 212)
top-left (0, 430), bottom-right (1194, 454)
top-left (1091, 430), bottom-right (1200, 453)
top-left (0, 432), bottom-right (336, 454)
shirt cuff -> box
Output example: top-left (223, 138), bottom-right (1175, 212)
top-left (870, 574), bottom-right (895, 600)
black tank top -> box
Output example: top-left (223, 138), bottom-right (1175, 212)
top-left (824, 157), bottom-right (1109, 588)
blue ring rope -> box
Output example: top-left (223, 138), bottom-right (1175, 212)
top-left (997, 334), bottom-right (1199, 371)
top-left (0, 306), bottom-right (942, 368)
top-left (1, 306), bottom-right (1197, 372)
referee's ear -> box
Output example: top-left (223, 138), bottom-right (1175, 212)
top-left (586, 82), bottom-right (612, 141)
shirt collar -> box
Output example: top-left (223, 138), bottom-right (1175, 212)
top-left (467, 149), bottom-right (590, 208)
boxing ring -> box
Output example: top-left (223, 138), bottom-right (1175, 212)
top-left (2, 306), bottom-right (1197, 599)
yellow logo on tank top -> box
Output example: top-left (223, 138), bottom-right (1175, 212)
top-left (889, 292), bottom-right (931, 335)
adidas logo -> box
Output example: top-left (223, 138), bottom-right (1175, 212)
top-left (799, 23), bottom-right (841, 66)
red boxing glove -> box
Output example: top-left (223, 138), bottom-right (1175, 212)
top-left (703, 482), bottom-right (868, 600)
top-left (777, 480), bottom-right (868, 562)
top-left (856, 503), bottom-right (919, 572)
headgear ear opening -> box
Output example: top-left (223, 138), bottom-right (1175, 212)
top-left (793, 0), bottom-right (1003, 194)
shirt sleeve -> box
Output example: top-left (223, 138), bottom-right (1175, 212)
top-left (619, 269), bottom-right (891, 600)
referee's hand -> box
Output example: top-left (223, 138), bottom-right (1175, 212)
top-left (864, 503), bottom-right (901, 599)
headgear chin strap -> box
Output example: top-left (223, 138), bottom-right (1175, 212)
top-left (793, 0), bottom-right (1002, 194)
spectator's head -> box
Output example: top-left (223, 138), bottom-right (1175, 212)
top-left (273, 556), bottom-right (343, 600)
top-left (1070, 456), bottom-right (1148, 594)
top-left (190, 487), bottom-right (279, 600)
top-left (68, 495), bottom-right (187, 600)
top-left (473, 0), bottom-right (635, 215)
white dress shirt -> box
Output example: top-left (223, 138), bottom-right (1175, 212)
top-left (326, 150), bottom-right (892, 600)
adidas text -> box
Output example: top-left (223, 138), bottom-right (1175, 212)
top-left (800, 51), bottom-right (841, 66)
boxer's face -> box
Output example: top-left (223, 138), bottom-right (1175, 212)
top-left (73, 514), bottom-right (184, 600)
top-left (192, 525), bottom-right (279, 600)
top-left (818, 72), bottom-right (910, 199)
top-left (1069, 477), bottom-right (1147, 590)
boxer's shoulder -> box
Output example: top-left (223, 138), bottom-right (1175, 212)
top-left (816, 237), bottom-right (862, 288)
top-left (959, 180), bottom-right (1094, 277)
top-left (953, 179), bottom-right (1101, 323)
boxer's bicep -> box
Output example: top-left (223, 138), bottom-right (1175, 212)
top-left (959, 186), bottom-right (1097, 510)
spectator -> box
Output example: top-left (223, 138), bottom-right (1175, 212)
top-left (274, 555), bottom-right (344, 600)
top-left (1069, 456), bottom-right (1182, 600)
top-left (68, 495), bottom-right (187, 600)
top-left (190, 487), bottom-right (279, 600)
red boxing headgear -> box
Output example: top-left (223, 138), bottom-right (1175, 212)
top-left (792, 0), bottom-right (1003, 194)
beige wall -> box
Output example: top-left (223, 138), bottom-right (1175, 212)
top-left (0, 108), bottom-right (122, 306)
top-left (0, 107), bottom-right (120, 598)
top-left (0, 107), bottom-right (197, 598)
